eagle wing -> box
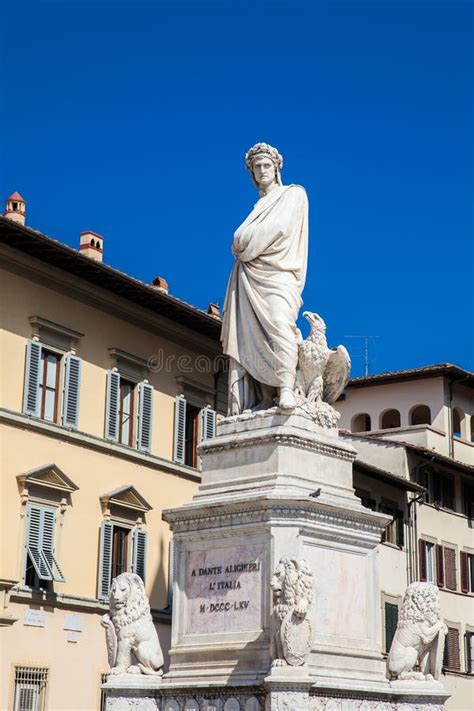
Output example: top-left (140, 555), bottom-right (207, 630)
top-left (322, 345), bottom-right (351, 404)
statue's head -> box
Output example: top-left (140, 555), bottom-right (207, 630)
top-left (245, 142), bottom-right (283, 190)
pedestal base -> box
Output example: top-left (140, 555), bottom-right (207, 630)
top-left (102, 677), bottom-right (450, 711)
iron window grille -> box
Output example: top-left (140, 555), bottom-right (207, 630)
top-left (13, 666), bottom-right (48, 711)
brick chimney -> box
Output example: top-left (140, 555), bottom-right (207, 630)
top-left (79, 231), bottom-right (104, 262)
top-left (4, 192), bottom-right (26, 226)
top-left (152, 276), bottom-right (169, 293)
top-left (207, 303), bottom-right (221, 319)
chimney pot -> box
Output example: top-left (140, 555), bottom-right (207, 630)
top-left (207, 303), bottom-right (221, 319)
top-left (152, 276), bottom-right (169, 293)
top-left (79, 230), bottom-right (104, 262)
top-left (4, 191), bottom-right (26, 226)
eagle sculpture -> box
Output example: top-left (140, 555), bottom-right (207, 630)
top-left (296, 312), bottom-right (351, 406)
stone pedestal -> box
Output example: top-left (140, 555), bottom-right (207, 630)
top-left (103, 410), bottom-right (450, 710)
top-left (163, 412), bottom-right (388, 687)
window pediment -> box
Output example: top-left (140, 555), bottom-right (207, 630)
top-left (108, 348), bottom-right (149, 382)
top-left (29, 316), bottom-right (84, 352)
top-left (100, 485), bottom-right (152, 515)
top-left (17, 464), bottom-right (79, 504)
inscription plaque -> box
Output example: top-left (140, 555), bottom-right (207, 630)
top-left (185, 543), bottom-right (265, 634)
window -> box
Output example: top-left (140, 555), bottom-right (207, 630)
top-left (443, 547), bottom-right (457, 591)
top-left (23, 341), bottom-right (81, 428)
top-left (410, 405), bottom-right (431, 426)
top-left (380, 409), bottom-right (401, 429)
top-left (354, 488), bottom-right (377, 511)
top-left (24, 505), bottom-right (65, 587)
top-left (184, 403), bottom-right (200, 467)
top-left (39, 349), bottom-right (60, 421)
top-left (100, 673), bottom-right (108, 711)
top-left (173, 397), bottom-right (216, 466)
top-left (351, 413), bottom-right (371, 433)
top-left (443, 627), bottom-right (461, 671)
top-left (13, 667), bottom-right (48, 711)
top-left (463, 484), bottom-right (474, 518)
top-left (431, 473), bottom-right (455, 511)
top-left (466, 632), bottom-right (474, 674)
top-left (452, 408), bottom-right (463, 438)
top-left (98, 522), bottom-right (147, 599)
top-left (111, 526), bottom-right (129, 579)
top-left (419, 539), bottom-right (435, 583)
top-left (460, 552), bottom-right (474, 594)
top-left (105, 372), bottom-right (153, 451)
top-left (380, 505), bottom-right (404, 547)
top-left (119, 379), bottom-right (134, 446)
top-left (384, 601), bottom-right (399, 654)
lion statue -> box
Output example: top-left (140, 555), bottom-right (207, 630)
top-left (270, 557), bottom-right (314, 666)
top-left (101, 573), bottom-right (164, 675)
top-left (387, 582), bottom-right (447, 681)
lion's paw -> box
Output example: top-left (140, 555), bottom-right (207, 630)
top-left (127, 665), bottom-right (141, 674)
top-left (110, 667), bottom-right (127, 675)
top-left (272, 659), bottom-right (288, 667)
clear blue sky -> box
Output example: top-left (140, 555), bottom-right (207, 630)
top-left (2, 1), bottom-right (472, 376)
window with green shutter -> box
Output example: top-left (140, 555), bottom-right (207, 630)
top-left (384, 602), bottom-right (399, 653)
top-left (62, 354), bottom-right (81, 428)
top-left (98, 521), bottom-right (148, 599)
top-left (24, 505), bottom-right (65, 586)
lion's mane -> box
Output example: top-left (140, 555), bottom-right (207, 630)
top-left (397, 581), bottom-right (440, 628)
top-left (110, 574), bottom-right (151, 630)
top-left (274, 558), bottom-right (313, 610)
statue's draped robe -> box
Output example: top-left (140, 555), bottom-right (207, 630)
top-left (221, 184), bottom-right (308, 414)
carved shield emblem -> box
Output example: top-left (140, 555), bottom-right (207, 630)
top-left (281, 610), bottom-right (313, 666)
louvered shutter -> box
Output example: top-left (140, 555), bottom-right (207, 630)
top-left (395, 511), bottom-right (404, 547)
top-left (444, 547), bottom-right (457, 590)
top-left (23, 341), bottom-right (42, 416)
top-left (98, 521), bottom-right (114, 599)
top-left (41, 508), bottom-right (65, 582)
top-left (132, 529), bottom-right (147, 582)
top-left (137, 383), bottom-right (153, 452)
top-left (460, 551), bottom-right (469, 593)
top-left (419, 540), bottom-right (427, 581)
top-left (384, 602), bottom-right (399, 653)
top-left (436, 544), bottom-right (445, 587)
top-left (444, 628), bottom-right (461, 670)
top-left (62, 355), bottom-right (81, 429)
top-left (466, 633), bottom-right (474, 673)
top-left (200, 407), bottom-right (216, 441)
top-left (26, 506), bottom-right (53, 581)
top-left (105, 371), bottom-right (120, 442)
top-left (174, 396), bottom-right (186, 464)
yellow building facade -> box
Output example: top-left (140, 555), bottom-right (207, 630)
top-left (0, 211), bottom-right (224, 710)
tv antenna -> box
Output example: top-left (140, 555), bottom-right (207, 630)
top-left (344, 335), bottom-right (380, 376)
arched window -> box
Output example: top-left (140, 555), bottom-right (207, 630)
top-left (452, 408), bottom-right (463, 438)
top-left (380, 409), bottom-right (401, 429)
top-left (351, 413), bottom-right (371, 433)
top-left (410, 405), bottom-right (431, 426)
top-left (90, 239), bottom-right (96, 247)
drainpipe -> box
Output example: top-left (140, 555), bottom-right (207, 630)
top-left (408, 457), bottom-right (435, 583)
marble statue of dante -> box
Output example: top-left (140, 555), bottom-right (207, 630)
top-left (221, 143), bottom-right (308, 414)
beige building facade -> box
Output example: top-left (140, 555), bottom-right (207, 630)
top-left (0, 205), bottom-right (225, 711)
